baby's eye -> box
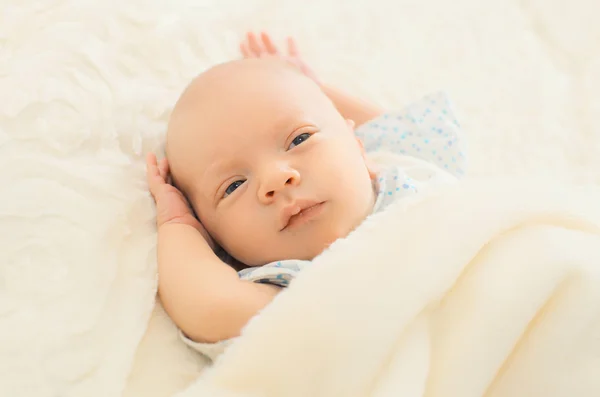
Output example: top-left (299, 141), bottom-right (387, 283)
top-left (288, 132), bottom-right (311, 149)
top-left (223, 180), bottom-right (245, 198)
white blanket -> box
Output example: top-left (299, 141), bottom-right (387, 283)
top-left (176, 179), bottom-right (600, 397)
top-left (1, 0), bottom-right (599, 396)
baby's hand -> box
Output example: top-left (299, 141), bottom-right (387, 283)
top-left (240, 31), bottom-right (320, 85)
top-left (146, 153), bottom-right (215, 250)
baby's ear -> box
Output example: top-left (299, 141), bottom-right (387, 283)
top-left (366, 159), bottom-right (378, 181)
top-left (346, 118), bottom-right (356, 131)
top-left (354, 135), bottom-right (366, 154)
top-left (354, 135), bottom-right (378, 180)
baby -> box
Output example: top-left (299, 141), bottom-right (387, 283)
top-left (146, 32), bottom-right (467, 359)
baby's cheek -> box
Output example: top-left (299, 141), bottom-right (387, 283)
top-left (200, 211), bottom-right (227, 245)
top-left (216, 213), bottom-right (260, 255)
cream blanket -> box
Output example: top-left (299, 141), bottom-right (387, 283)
top-left (1, 0), bottom-right (599, 396)
top-left (176, 179), bottom-right (600, 397)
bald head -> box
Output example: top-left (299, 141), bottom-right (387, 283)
top-left (165, 58), bottom-right (335, 193)
top-left (162, 57), bottom-right (375, 266)
top-left (167, 58), bottom-right (304, 154)
top-left (170, 58), bottom-right (302, 118)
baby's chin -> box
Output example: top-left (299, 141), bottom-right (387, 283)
top-left (235, 227), bottom-right (356, 267)
top-left (225, 198), bottom-right (376, 267)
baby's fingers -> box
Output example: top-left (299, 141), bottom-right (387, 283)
top-left (146, 153), bottom-right (166, 193)
top-left (158, 158), bottom-right (169, 181)
top-left (261, 32), bottom-right (279, 55)
top-left (146, 153), bottom-right (159, 179)
top-left (246, 32), bottom-right (264, 56)
top-left (287, 37), bottom-right (300, 57)
top-left (240, 41), bottom-right (252, 58)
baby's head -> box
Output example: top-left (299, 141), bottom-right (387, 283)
top-left (167, 58), bottom-right (376, 266)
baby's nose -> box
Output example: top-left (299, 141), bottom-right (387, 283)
top-left (258, 164), bottom-right (301, 201)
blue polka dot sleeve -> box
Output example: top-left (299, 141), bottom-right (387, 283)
top-left (354, 91), bottom-right (468, 177)
top-left (238, 259), bottom-right (310, 287)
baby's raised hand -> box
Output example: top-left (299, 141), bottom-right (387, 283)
top-left (240, 31), bottom-right (320, 85)
top-left (146, 153), bottom-right (215, 249)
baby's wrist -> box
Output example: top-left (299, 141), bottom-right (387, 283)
top-left (159, 214), bottom-right (199, 231)
top-left (160, 216), bottom-right (216, 250)
top-left (305, 69), bottom-right (322, 87)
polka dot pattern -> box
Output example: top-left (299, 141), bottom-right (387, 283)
top-left (355, 91), bottom-right (467, 177)
top-left (238, 260), bottom-right (302, 287)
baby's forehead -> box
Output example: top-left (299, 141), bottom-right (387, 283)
top-left (195, 107), bottom-right (309, 161)
top-left (186, 103), bottom-right (317, 180)
top-left (173, 60), bottom-right (327, 133)
top-left (168, 59), bottom-right (335, 181)
top-left (196, 89), bottom-right (321, 138)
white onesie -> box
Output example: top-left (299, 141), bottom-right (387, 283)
top-left (181, 91), bottom-right (468, 360)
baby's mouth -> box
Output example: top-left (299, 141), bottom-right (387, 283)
top-left (281, 201), bottom-right (326, 231)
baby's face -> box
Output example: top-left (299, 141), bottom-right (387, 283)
top-left (167, 59), bottom-right (375, 266)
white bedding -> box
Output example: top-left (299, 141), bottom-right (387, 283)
top-left (0, 0), bottom-right (598, 396)
top-left (174, 178), bottom-right (600, 397)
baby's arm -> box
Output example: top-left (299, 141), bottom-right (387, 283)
top-left (158, 223), bottom-right (280, 343)
top-left (146, 154), bottom-right (280, 343)
top-left (318, 84), bottom-right (383, 128)
top-left (240, 32), bottom-right (384, 128)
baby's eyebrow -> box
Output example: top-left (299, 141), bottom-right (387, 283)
top-left (272, 114), bottom-right (299, 132)
top-left (204, 160), bottom-right (231, 187)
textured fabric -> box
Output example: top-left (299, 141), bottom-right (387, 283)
top-left (177, 180), bottom-right (600, 397)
